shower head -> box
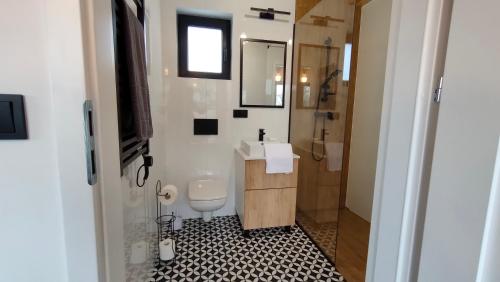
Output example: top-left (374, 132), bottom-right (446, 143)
top-left (320, 69), bottom-right (342, 102)
top-left (321, 69), bottom-right (342, 88)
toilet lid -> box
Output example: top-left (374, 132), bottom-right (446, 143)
top-left (188, 179), bottom-right (227, 201)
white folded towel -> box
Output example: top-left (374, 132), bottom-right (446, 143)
top-left (325, 142), bottom-right (343, 172)
top-left (264, 143), bottom-right (294, 174)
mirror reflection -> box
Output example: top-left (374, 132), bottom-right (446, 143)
top-left (240, 39), bottom-right (287, 108)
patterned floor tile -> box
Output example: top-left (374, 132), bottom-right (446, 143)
top-left (141, 216), bottom-right (344, 282)
top-left (296, 212), bottom-right (338, 261)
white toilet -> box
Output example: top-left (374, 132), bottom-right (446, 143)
top-left (188, 177), bottom-right (227, 222)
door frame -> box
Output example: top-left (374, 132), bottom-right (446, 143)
top-left (366, 0), bottom-right (451, 281)
top-left (75, 0), bottom-right (448, 280)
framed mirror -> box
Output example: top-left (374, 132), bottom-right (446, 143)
top-left (240, 38), bottom-right (287, 108)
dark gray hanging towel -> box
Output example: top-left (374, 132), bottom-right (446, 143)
top-left (122, 2), bottom-right (153, 140)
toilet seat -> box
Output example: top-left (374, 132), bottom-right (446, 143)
top-left (188, 179), bottom-right (227, 201)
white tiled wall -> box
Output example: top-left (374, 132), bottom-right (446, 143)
top-left (122, 1), bottom-right (168, 276)
top-left (160, 0), bottom-right (295, 219)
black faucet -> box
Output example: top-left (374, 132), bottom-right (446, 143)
top-left (258, 128), bottom-right (266, 142)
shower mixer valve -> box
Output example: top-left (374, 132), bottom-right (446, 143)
top-left (314, 111), bottom-right (336, 120)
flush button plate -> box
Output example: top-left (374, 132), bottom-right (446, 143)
top-left (193, 119), bottom-right (218, 135)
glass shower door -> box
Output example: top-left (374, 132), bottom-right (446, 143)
top-left (290, 0), bottom-right (355, 262)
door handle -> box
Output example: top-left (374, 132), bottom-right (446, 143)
top-left (83, 100), bottom-right (97, 185)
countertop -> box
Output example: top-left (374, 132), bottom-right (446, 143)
top-left (235, 147), bottom-right (300, 160)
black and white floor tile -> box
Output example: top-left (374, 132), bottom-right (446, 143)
top-left (296, 212), bottom-right (338, 262)
top-left (139, 216), bottom-right (344, 282)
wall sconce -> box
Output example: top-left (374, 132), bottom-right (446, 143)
top-left (275, 66), bottom-right (284, 82)
top-left (300, 67), bottom-right (310, 83)
top-left (300, 73), bottom-right (308, 83)
top-left (275, 73), bottom-right (283, 82)
top-left (250, 7), bottom-right (291, 21)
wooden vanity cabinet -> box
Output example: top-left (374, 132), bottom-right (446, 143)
top-left (235, 151), bottom-right (299, 230)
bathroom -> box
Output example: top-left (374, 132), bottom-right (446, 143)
top-left (0, 0), bottom-right (387, 281)
top-left (8, 0), bottom-right (499, 282)
top-left (111, 0), bottom-right (390, 280)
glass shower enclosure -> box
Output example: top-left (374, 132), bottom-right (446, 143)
top-left (290, 0), bottom-right (355, 261)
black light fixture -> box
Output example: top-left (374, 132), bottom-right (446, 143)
top-left (250, 7), bottom-right (291, 20)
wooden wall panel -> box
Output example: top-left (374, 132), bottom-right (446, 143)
top-left (295, 0), bottom-right (322, 21)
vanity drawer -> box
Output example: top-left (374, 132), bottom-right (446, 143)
top-left (243, 187), bottom-right (297, 230)
top-left (245, 159), bottom-right (298, 190)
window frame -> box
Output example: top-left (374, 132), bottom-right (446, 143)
top-left (177, 14), bottom-right (232, 80)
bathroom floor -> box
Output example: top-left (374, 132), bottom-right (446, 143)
top-left (141, 216), bottom-right (344, 281)
top-left (296, 209), bottom-right (371, 282)
top-left (335, 208), bottom-right (371, 282)
top-left (296, 211), bottom-right (338, 261)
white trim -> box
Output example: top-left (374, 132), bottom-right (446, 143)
top-left (366, 0), bottom-right (437, 281)
top-left (396, 0), bottom-right (450, 280)
top-left (80, 0), bottom-right (127, 280)
top-left (365, 0), bottom-right (402, 279)
top-left (46, 0), bottom-right (102, 281)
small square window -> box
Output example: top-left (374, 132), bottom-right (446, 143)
top-left (177, 14), bottom-right (231, 79)
top-left (188, 27), bottom-right (222, 73)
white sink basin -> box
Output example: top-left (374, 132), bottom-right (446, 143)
top-left (240, 140), bottom-right (278, 157)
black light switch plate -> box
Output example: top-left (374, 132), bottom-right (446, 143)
top-left (194, 119), bottom-right (218, 135)
top-left (0, 102), bottom-right (15, 133)
top-left (233, 109), bottom-right (248, 118)
top-left (0, 94), bottom-right (27, 140)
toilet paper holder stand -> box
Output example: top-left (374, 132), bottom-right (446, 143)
top-left (155, 180), bottom-right (177, 263)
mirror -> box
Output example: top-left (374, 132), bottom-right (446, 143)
top-left (296, 43), bottom-right (339, 110)
top-left (240, 39), bottom-right (287, 108)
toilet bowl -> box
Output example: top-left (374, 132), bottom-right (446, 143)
top-left (188, 178), bottom-right (227, 222)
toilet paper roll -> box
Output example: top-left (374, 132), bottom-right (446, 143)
top-left (159, 184), bottom-right (177, 206)
top-left (159, 239), bottom-right (175, 261)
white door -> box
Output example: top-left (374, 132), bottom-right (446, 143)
top-left (417, 0), bottom-right (500, 281)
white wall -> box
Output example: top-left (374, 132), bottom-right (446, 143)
top-left (346, 0), bottom-right (392, 222)
top-left (476, 138), bottom-right (500, 282)
top-left (122, 0), bottom-right (167, 277)
top-left (0, 2), bottom-right (67, 281)
top-left (160, 0), bottom-right (295, 219)
top-left (1, 1), bottom-right (101, 281)
top-left (416, 0), bottom-right (500, 280)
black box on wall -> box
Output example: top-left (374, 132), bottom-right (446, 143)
top-left (0, 94), bottom-right (27, 140)
top-left (193, 119), bottom-right (218, 135)
top-left (233, 109), bottom-right (248, 118)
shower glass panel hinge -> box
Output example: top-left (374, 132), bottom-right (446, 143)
top-left (433, 76), bottom-right (444, 104)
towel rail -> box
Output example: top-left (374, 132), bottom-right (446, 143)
top-left (112, 0), bottom-right (148, 175)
